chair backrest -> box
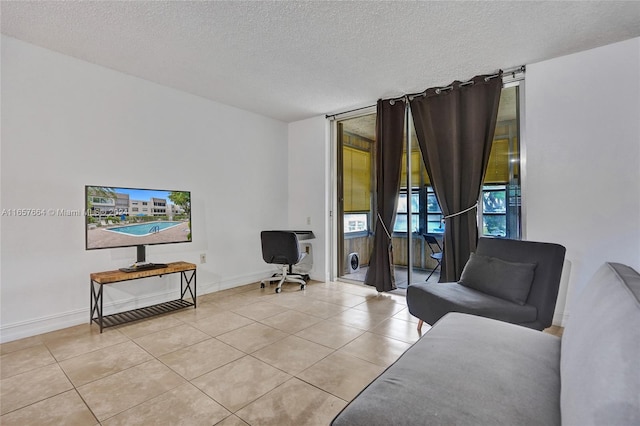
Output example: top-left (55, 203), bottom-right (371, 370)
top-left (260, 231), bottom-right (301, 266)
top-left (424, 234), bottom-right (442, 254)
top-left (475, 237), bottom-right (566, 329)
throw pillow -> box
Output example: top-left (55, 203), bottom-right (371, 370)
top-left (459, 253), bottom-right (537, 305)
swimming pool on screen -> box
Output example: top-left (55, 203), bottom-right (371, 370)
top-left (106, 221), bottom-right (182, 236)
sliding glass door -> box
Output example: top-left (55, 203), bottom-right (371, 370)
top-left (334, 83), bottom-right (522, 287)
top-left (336, 114), bottom-right (376, 281)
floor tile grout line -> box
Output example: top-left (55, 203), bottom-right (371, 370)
top-left (0, 386), bottom-right (76, 419)
top-left (2, 280), bottom-right (412, 424)
top-left (96, 381), bottom-right (198, 424)
top-left (232, 374), bottom-right (350, 425)
top-left (292, 374), bottom-right (352, 404)
top-left (1, 346), bottom-right (99, 420)
top-left (171, 300), bottom-right (367, 409)
top-left (0, 343), bottom-right (57, 381)
top-left (43, 329), bottom-right (132, 364)
top-left (164, 335), bottom-right (250, 382)
top-left (197, 353), bottom-right (296, 416)
top-left (90, 372), bottom-right (189, 424)
top-left (71, 387), bottom-right (100, 425)
top-left (247, 339), bottom-right (339, 378)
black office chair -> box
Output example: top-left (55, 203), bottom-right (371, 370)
top-left (424, 234), bottom-right (443, 281)
top-left (260, 231), bottom-right (308, 293)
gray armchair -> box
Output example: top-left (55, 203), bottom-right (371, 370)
top-left (407, 237), bottom-right (566, 331)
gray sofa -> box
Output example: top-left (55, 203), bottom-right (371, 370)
top-left (332, 262), bottom-right (640, 426)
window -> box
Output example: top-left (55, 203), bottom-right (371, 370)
top-left (482, 185), bottom-right (507, 237)
top-left (90, 196), bottom-right (113, 205)
top-left (394, 184), bottom-right (519, 238)
top-left (393, 191), bottom-right (420, 233)
top-left (341, 128), bottom-right (374, 237)
top-left (344, 213), bottom-right (368, 234)
top-left (393, 187), bottom-right (444, 235)
top-left (426, 188), bottom-right (444, 234)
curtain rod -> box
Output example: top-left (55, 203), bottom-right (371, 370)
top-left (326, 65), bottom-right (525, 120)
top-left (325, 104), bottom-right (374, 119)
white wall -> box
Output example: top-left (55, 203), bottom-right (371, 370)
top-left (288, 116), bottom-right (331, 282)
top-left (526, 37), bottom-right (640, 323)
top-left (0, 36), bottom-right (289, 342)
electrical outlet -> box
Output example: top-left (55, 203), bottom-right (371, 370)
top-left (306, 216), bottom-right (311, 225)
top-left (200, 253), bottom-right (206, 264)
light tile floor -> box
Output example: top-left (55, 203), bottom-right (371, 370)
top-left (0, 280), bottom-right (424, 425)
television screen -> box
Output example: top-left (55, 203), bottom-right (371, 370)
top-left (85, 186), bottom-right (191, 251)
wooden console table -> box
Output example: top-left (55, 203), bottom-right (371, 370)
top-left (90, 261), bottom-right (196, 333)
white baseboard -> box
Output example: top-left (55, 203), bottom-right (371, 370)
top-left (0, 307), bottom-right (90, 344)
top-left (0, 271), bottom-right (267, 344)
top-left (0, 288), bottom-right (181, 343)
top-left (197, 270), bottom-right (274, 294)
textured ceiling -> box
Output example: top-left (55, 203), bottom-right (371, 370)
top-left (2, 1), bottom-right (640, 123)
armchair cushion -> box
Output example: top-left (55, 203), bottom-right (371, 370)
top-left (459, 253), bottom-right (537, 305)
top-left (407, 282), bottom-right (538, 325)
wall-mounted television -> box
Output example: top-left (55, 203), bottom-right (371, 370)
top-left (85, 186), bottom-right (191, 265)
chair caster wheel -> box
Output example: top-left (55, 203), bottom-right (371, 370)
top-left (275, 287), bottom-right (281, 294)
top-left (260, 283), bottom-right (265, 289)
top-left (300, 284), bottom-right (305, 290)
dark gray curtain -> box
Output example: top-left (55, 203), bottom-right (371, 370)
top-left (364, 98), bottom-right (405, 292)
top-left (410, 74), bottom-right (502, 282)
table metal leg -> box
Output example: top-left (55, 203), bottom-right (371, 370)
top-left (180, 270), bottom-right (197, 308)
top-left (90, 279), bottom-right (94, 324)
top-left (99, 284), bottom-right (103, 332)
top-left (90, 280), bottom-right (104, 333)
